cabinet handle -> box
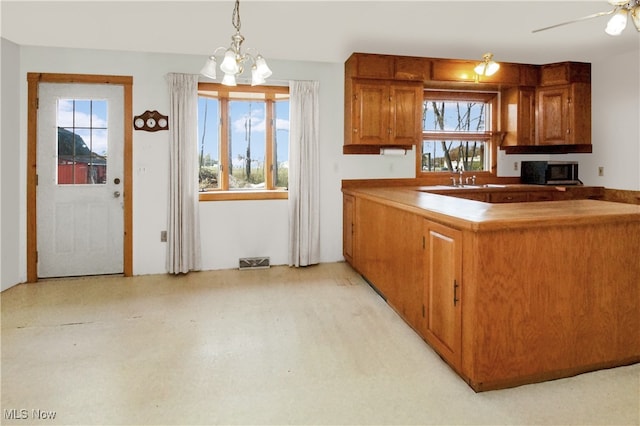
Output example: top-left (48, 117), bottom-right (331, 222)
top-left (453, 280), bottom-right (459, 306)
top-left (353, 128), bottom-right (358, 133)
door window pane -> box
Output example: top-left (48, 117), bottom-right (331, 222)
top-left (57, 99), bottom-right (108, 184)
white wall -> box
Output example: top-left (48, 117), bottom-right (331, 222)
top-left (1, 38), bottom-right (22, 291)
top-left (584, 48), bottom-right (640, 189)
top-left (2, 42), bottom-right (639, 290)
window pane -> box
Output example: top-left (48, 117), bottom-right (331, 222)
top-left (421, 140), bottom-right (487, 172)
top-left (274, 99), bottom-right (289, 188)
top-left (57, 99), bottom-right (108, 185)
top-left (229, 100), bottom-right (266, 189)
top-left (198, 97), bottom-right (220, 191)
top-left (423, 101), bottom-right (487, 132)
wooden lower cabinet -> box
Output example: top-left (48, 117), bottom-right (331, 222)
top-left (352, 197), bottom-right (424, 330)
top-left (462, 223), bottom-right (640, 391)
top-left (344, 191), bottom-right (640, 391)
top-left (342, 194), bottom-right (355, 265)
top-left (423, 220), bottom-right (462, 371)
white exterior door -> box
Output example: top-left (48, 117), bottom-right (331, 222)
top-left (37, 83), bottom-right (124, 278)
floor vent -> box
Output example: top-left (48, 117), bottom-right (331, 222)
top-left (239, 257), bottom-right (270, 270)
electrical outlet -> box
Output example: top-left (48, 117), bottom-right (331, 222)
top-left (161, 230), bottom-right (167, 242)
top-left (598, 166), bottom-right (604, 177)
top-left (513, 162), bottom-right (518, 171)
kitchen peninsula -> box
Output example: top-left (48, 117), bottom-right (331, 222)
top-left (342, 184), bottom-right (640, 391)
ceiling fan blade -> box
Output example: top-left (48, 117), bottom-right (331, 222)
top-left (532, 9), bottom-right (616, 33)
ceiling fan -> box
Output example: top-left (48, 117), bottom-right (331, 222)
top-left (532, 0), bottom-right (640, 36)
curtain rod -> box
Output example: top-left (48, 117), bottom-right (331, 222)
top-left (198, 77), bottom-right (291, 87)
top-left (167, 73), bottom-right (293, 87)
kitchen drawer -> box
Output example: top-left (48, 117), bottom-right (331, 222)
top-left (455, 192), bottom-right (489, 202)
top-left (527, 191), bottom-right (556, 202)
top-left (489, 192), bottom-right (529, 203)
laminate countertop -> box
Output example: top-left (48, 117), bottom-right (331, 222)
top-left (342, 185), bottom-right (640, 231)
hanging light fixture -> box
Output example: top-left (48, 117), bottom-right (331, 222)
top-left (200, 0), bottom-right (272, 86)
top-left (474, 53), bottom-right (500, 77)
top-left (605, 0), bottom-right (640, 35)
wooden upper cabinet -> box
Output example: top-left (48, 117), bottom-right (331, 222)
top-left (538, 83), bottom-right (591, 146)
top-left (347, 79), bottom-right (422, 147)
top-left (395, 56), bottom-right (431, 81)
top-left (501, 86), bottom-right (536, 147)
top-left (351, 80), bottom-right (390, 145)
top-left (540, 62), bottom-right (590, 86)
top-left (537, 62), bottom-right (591, 147)
top-left (389, 83), bottom-right (423, 144)
top-left (344, 53), bottom-right (591, 153)
top-left (346, 53), bottom-right (395, 79)
top-left (346, 53), bottom-right (430, 81)
top-left (537, 87), bottom-right (570, 145)
top-left (430, 59), bottom-right (523, 85)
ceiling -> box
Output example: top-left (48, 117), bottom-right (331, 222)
top-left (2, 1), bottom-right (639, 66)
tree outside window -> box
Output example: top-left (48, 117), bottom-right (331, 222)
top-left (197, 84), bottom-right (289, 198)
top-left (419, 91), bottom-right (497, 174)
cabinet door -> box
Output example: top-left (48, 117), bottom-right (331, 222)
top-left (343, 194), bottom-right (355, 265)
top-left (352, 81), bottom-right (389, 145)
top-left (501, 87), bottom-right (536, 147)
top-left (423, 220), bottom-right (462, 369)
top-left (518, 88), bottom-right (536, 146)
top-left (537, 87), bottom-right (569, 145)
top-left (568, 82), bottom-right (591, 145)
top-left (390, 83), bottom-right (423, 145)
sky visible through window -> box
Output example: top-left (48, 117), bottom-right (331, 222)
top-left (197, 97), bottom-right (290, 169)
top-left (57, 99), bottom-right (108, 156)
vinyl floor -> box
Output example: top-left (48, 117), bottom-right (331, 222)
top-left (1, 262), bottom-right (638, 425)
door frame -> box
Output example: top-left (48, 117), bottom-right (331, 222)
top-left (27, 73), bottom-right (133, 282)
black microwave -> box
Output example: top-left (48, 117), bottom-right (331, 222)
top-left (521, 161), bottom-right (581, 185)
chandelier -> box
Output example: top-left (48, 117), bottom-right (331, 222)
top-left (605, 0), bottom-right (640, 36)
top-left (474, 53), bottom-right (500, 77)
top-left (200, 0), bottom-right (272, 86)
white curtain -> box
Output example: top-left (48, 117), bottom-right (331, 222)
top-left (166, 73), bottom-right (201, 274)
top-left (288, 81), bottom-right (320, 267)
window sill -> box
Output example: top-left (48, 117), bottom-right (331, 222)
top-left (199, 190), bottom-right (288, 202)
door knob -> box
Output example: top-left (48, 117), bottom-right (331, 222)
top-left (113, 191), bottom-right (121, 198)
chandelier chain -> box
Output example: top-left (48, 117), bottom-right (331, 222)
top-left (232, 0), bottom-right (241, 32)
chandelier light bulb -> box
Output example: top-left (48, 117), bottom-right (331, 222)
top-left (221, 73), bottom-right (237, 87)
top-left (473, 63), bottom-right (487, 75)
top-left (485, 61), bottom-right (500, 76)
top-left (251, 66), bottom-right (266, 86)
top-left (605, 9), bottom-right (628, 35)
top-left (254, 55), bottom-right (273, 79)
top-left (474, 53), bottom-right (500, 77)
top-left (200, 57), bottom-right (217, 79)
top-left (220, 50), bottom-right (240, 74)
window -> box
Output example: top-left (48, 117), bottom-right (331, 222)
top-left (418, 91), bottom-right (497, 175)
top-left (197, 83), bottom-right (289, 200)
top-left (57, 99), bottom-right (108, 184)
